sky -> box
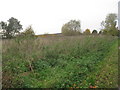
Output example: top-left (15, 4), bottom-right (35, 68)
top-left (0, 0), bottom-right (119, 35)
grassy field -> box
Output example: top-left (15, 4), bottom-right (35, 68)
top-left (2, 35), bottom-right (118, 88)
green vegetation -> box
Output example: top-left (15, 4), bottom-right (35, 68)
top-left (1, 13), bottom-right (119, 88)
top-left (0, 13), bottom-right (118, 39)
top-left (101, 13), bottom-right (118, 36)
top-left (92, 30), bottom-right (98, 35)
top-left (83, 29), bottom-right (91, 35)
top-left (20, 25), bottom-right (35, 36)
top-left (0, 17), bottom-right (22, 39)
top-left (61, 20), bottom-right (81, 36)
top-left (2, 35), bottom-right (118, 88)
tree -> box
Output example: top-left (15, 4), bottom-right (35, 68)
top-left (101, 21), bottom-right (105, 30)
top-left (15, 25), bottom-right (35, 44)
top-left (83, 29), bottom-right (91, 35)
top-left (98, 30), bottom-right (102, 35)
top-left (0, 21), bottom-right (7, 38)
top-left (0, 17), bottom-right (22, 38)
top-left (61, 20), bottom-right (81, 35)
top-left (92, 30), bottom-right (97, 35)
top-left (22, 25), bottom-right (35, 36)
top-left (101, 13), bottom-right (118, 36)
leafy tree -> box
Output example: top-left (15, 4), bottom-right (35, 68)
top-left (0, 21), bottom-right (7, 38)
top-left (92, 30), bottom-right (97, 35)
top-left (102, 29), bottom-right (108, 35)
top-left (101, 21), bottom-right (105, 30)
top-left (0, 17), bottom-right (22, 38)
top-left (61, 20), bottom-right (81, 35)
top-left (22, 25), bottom-right (35, 36)
top-left (98, 31), bottom-right (102, 35)
top-left (83, 29), bottom-right (91, 35)
top-left (15, 25), bottom-right (35, 44)
top-left (101, 13), bottom-right (118, 36)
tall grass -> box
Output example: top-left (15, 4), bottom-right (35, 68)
top-left (2, 35), bottom-right (118, 88)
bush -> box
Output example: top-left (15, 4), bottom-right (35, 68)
top-left (92, 30), bottom-right (97, 35)
top-left (83, 29), bottom-right (91, 35)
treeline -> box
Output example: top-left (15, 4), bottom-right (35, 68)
top-left (0, 13), bottom-right (119, 39)
top-left (62, 13), bottom-right (119, 36)
top-left (0, 17), bottom-right (35, 39)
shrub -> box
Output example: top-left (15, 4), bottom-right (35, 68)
top-left (92, 30), bottom-right (97, 35)
top-left (83, 29), bottom-right (91, 35)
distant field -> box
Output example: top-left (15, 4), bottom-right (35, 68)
top-left (2, 35), bottom-right (118, 88)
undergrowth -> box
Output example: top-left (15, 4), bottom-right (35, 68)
top-left (2, 35), bottom-right (118, 88)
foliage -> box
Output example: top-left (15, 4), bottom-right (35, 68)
top-left (92, 30), bottom-right (97, 35)
top-left (0, 17), bottom-right (22, 38)
top-left (61, 20), bottom-right (81, 35)
top-left (2, 35), bottom-right (118, 88)
top-left (101, 13), bottom-right (118, 36)
top-left (83, 29), bottom-right (91, 35)
top-left (21, 25), bottom-right (35, 37)
top-left (98, 31), bottom-right (102, 35)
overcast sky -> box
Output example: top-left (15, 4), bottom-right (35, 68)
top-left (0, 0), bottom-right (119, 35)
